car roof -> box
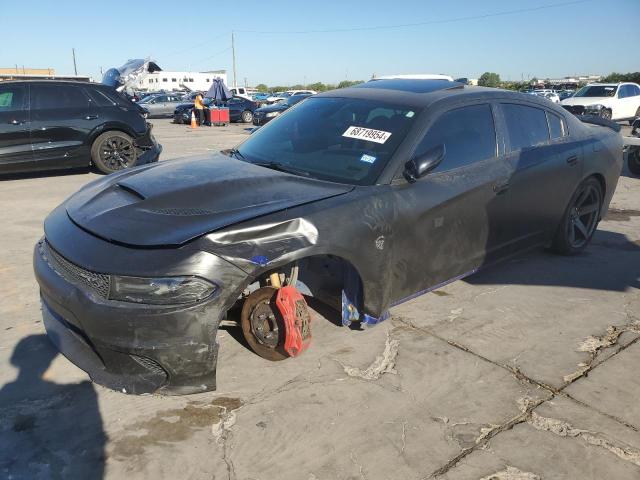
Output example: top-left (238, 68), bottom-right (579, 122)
top-left (0, 79), bottom-right (103, 87)
top-left (318, 79), bottom-right (558, 110)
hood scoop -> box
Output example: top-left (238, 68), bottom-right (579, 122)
top-left (66, 154), bottom-right (354, 247)
top-left (116, 183), bottom-right (146, 200)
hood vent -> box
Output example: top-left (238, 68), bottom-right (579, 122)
top-left (116, 183), bottom-right (146, 200)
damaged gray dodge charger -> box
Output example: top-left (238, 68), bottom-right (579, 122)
top-left (33, 79), bottom-right (623, 394)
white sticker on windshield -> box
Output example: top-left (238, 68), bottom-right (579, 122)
top-left (342, 126), bottom-right (392, 144)
top-left (360, 154), bottom-right (377, 164)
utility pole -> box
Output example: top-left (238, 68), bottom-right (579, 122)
top-left (72, 48), bottom-right (78, 76)
top-left (231, 32), bottom-right (237, 88)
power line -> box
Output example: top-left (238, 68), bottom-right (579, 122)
top-left (236, 0), bottom-right (591, 34)
top-left (163, 31), bottom-right (231, 58)
top-left (192, 46), bottom-right (233, 66)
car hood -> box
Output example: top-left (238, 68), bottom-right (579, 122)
top-left (256, 103), bottom-right (288, 113)
top-left (65, 154), bottom-right (354, 247)
top-left (561, 97), bottom-right (612, 106)
top-left (175, 102), bottom-right (195, 111)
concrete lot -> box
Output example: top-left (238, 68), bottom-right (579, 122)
top-left (1, 119), bottom-right (639, 479)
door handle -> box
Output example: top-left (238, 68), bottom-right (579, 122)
top-left (566, 155), bottom-right (579, 165)
top-left (84, 115), bottom-right (99, 120)
top-left (8, 119), bottom-right (25, 125)
top-left (493, 181), bottom-right (510, 195)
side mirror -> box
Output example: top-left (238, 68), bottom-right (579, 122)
top-left (403, 144), bottom-right (446, 183)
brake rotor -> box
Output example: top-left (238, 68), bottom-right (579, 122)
top-left (240, 287), bottom-right (289, 361)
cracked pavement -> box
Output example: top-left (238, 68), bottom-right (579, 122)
top-left (0, 120), bottom-right (638, 479)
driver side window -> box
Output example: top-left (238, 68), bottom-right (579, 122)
top-left (414, 104), bottom-right (497, 173)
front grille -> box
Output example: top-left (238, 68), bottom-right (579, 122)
top-left (146, 207), bottom-right (213, 216)
top-left (40, 240), bottom-right (111, 298)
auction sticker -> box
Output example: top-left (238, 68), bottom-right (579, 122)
top-left (342, 126), bottom-right (392, 144)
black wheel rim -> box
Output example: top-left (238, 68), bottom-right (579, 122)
top-left (601, 110), bottom-right (611, 120)
top-left (99, 136), bottom-right (135, 170)
top-left (567, 184), bottom-right (600, 249)
top-left (249, 299), bottom-right (279, 348)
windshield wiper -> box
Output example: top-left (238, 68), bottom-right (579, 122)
top-left (224, 148), bottom-right (246, 161)
top-left (254, 161), bottom-right (311, 177)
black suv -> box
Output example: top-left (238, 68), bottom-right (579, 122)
top-left (0, 81), bottom-right (161, 175)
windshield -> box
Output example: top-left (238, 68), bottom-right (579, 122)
top-left (574, 85), bottom-right (617, 97)
top-left (234, 97), bottom-right (419, 185)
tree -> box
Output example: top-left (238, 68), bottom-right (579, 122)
top-left (255, 83), bottom-right (269, 92)
top-left (338, 80), bottom-right (364, 89)
top-left (602, 72), bottom-right (640, 84)
top-left (478, 72), bottom-right (501, 88)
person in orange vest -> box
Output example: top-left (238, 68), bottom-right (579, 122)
top-left (193, 92), bottom-right (206, 126)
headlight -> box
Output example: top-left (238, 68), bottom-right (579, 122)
top-left (265, 111), bottom-right (281, 118)
top-left (585, 104), bottom-right (604, 111)
top-left (109, 275), bottom-right (216, 305)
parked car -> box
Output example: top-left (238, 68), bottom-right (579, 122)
top-left (252, 93), bottom-right (312, 126)
top-left (229, 87), bottom-right (253, 100)
top-left (252, 92), bottom-right (271, 101)
top-left (561, 82), bottom-right (640, 122)
top-left (538, 91), bottom-right (560, 103)
top-left (173, 96), bottom-right (258, 124)
top-left (33, 79), bottom-right (622, 394)
top-left (138, 93), bottom-right (186, 118)
top-left (628, 117), bottom-right (640, 176)
top-left (266, 90), bottom-right (317, 103)
top-left (558, 90), bottom-right (575, 101)
top-left (0, 80), bottom-right (161, 175)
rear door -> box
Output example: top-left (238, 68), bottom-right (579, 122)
top-left (0, 83), bottom-right (32, 173)
top-left (497, 102), bottom-right (581, 247)
top-left (29, 83), bottom-right (93, 169)
top-left (390, 103), bottom-right (513, 303)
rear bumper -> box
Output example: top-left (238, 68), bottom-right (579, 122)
top-left (134, 124), bottom-right (162, 165)
top-left (33, 224), bottom-right (248, 394)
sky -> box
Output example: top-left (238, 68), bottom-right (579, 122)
top-left (1, 0), bottom-right (638, 87)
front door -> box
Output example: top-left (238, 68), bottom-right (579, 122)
top-left (0, 83), bottom-right (32, 173)
top-left (389, 103), bottom-right (513, 305)
top-left (29, 83), bottom-right (93, 170)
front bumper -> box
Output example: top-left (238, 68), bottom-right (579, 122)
top-left (252, 114), bottom-right (274, 126)
top-left (33, 219), bottom-right (248, 394)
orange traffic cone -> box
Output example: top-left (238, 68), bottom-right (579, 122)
top-left (190, 110), bottom-right (197, 129)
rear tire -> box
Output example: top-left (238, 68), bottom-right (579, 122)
top-left (600, 109), bottom-right (612, 120)
top-left (551, 177), bottom-right (603, 255)
top-left (628, 148), bottom-right (640, 176)
top-left (91, 131), bottom-right (137, 174)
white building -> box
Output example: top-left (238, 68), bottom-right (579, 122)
top-left (136, 70), bottom-right (227, 92)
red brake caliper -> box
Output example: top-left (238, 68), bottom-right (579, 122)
top-left (275, 286), bottom-right (312, 357)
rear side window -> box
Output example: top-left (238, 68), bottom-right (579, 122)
top-left (31, 84), bottom-right (89, 110)
top-left (502, 104), bottom-right (549, 151)
top-left (99, 88), bottom-right (132, 108)
top-left (414, 104), bottom-right (497, 172)
top-left (0, 84), bottom-right (27, 111)
top-left (85, 88), bottom-right (117, 107)
top-left (547, 112), bottom-right (566, 140)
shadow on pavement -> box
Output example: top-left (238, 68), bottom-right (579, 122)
top-left (0, 334), bottom-right (105, 479)
top-left (0, 167), bottom-right (93, 181)
top-left (467, 229), bottom-right (640, 292)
